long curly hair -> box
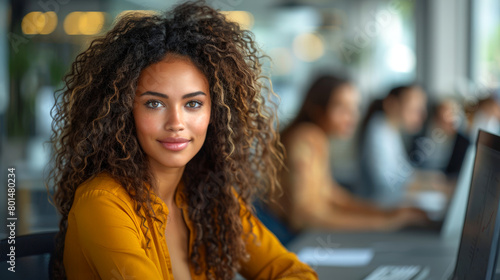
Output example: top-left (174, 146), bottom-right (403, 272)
top-left (47, 1), bottom-right (284, 279)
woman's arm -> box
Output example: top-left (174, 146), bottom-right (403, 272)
top-left (65, 189), bottom-right (163, 279)
top-left (328, 180), bottom-right (380, 212)
top-left (294, 195), bottom-right (424, 232)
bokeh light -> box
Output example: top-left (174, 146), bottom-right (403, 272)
top-left (22, 11), bottom-right (57, 35)
top-left (64, 12), bottom-right (106, 35)
top-left (292, 32), bottom-right (325, 62)
top-left (221, 11), bottom-right (254, 30)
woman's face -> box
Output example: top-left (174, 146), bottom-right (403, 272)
top-left (133, 55), bottom-right (211, 170)
top-left (324, 84), bottom-right (360, 138)
top-left (399, 87), bottom-right (427, 133)
top-left (435, 100), bottom-right (460, 135)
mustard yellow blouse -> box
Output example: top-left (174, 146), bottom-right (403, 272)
top-left (63, 173), bottom-right (318, 279)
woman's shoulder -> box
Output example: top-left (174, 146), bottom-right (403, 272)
top-left (283, 122), bottom-right (328, 150)
top-left (73, 172), bottom-right (134, 207)
top-left (366, 111), bottom-right (389, 130)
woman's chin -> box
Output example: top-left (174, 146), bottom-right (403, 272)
top-left (162, 161), bottom-right (190, 169)
top-left (150, 157), bottom-right (192, 170)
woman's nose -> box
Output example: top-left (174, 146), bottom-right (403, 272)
top-left (165, 107), bottom-right (184, 132)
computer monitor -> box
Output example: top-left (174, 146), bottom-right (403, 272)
top-left (445, 132), bottom-right (471, 179)
top-left (452, 130), bottom-right (500, 280)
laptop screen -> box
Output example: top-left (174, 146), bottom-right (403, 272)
top-left (445, 132), bottom-right (471, 178)
top-left (452, 130), bottom-right (500, 280)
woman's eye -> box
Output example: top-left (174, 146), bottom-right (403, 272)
top-left (186, 101), bottom-right (202, 109)
top-left (145, 100), bottom-right (163, 109)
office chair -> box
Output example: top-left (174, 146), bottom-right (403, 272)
top-left (0, 231), bottom-right (58, 280)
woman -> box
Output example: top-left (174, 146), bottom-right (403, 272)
top-left (48, 2), bottom-right (317, 279)
top-left (413, 98), bottom-right (462, 172)
top-left (257, 76), bottom-right (427, 245)
top-left (359, 85), bottom-right (428, 206)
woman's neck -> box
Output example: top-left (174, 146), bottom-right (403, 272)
top-left (384, 112), bottom-right (400, 131)
top-left (149, 162), bottom-right (185, 205)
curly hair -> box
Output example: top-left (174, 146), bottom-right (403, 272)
top-left (47, 1), bottom-right (284, 279)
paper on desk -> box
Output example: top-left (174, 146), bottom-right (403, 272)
top-left (297, 247), bottom-right (374, 267)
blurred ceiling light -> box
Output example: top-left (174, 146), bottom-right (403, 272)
top-left (22, 11), bottom-right (57, 35)
top-left (292, 32), bottom-right (324, 62)
top-left (221, 11), bottom-right (254, 30)
top-left (386, 44), bottom-right (415, 73)
top-left (64, 12), bottom-right (106, 35)
top-left (40, 12), bottom-right (57, 34)
top-left (79, 12), bottom-right (105, 35)
top-left (269, 48), bottom-right (294, 75)
top-left (64, 12), bottom-right (81, 35)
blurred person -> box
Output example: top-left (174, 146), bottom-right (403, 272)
top-left (431, 99), bottom-right (462, 136)
top-left (465, 96), bottom-right (500, 139)
top-left (256, 76), bottom-right (427, 245)
top-left (359, 85), bottom-right (429, 207)
top-left (412, 98), bottom-right (462, 171)
top-left (47, 2), bottom-right (318, 280)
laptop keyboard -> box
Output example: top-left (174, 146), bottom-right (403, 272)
top-left (363, 265), bottom-right (426, 280)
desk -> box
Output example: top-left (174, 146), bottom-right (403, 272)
top-left (288, 230), bottom-right (458, 280)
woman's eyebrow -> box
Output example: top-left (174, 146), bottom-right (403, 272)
top-left (140, 91), bottom-right (168, 98)
top-left (182, 91), bottom-right (206, 99)
top-left (139, 91), bottom-right (206, 99)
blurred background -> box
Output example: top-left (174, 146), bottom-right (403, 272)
top-left (0, 0), bottom-right (499, 238)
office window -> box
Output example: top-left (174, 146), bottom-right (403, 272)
top-left (474, 0), bottom-right (500, 88)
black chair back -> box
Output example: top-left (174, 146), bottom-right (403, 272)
top-left (0, 231), bottom-right (57, 280)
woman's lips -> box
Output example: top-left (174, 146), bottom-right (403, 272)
top-left (158, 138), bottom-right (191, 151)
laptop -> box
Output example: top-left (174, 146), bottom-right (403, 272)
top-left (409, 133), bottom-right (475, 233)
top-left (364, 130), bottom-right (500, 280)
top-left (450, 130), bottom-right (500, 279)
top-left (444, 132), bottom-right (471, 179)
top-left (440, 144), bottom-right (476, 242)
top-left (417, 132), bottom-right (472, 231)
